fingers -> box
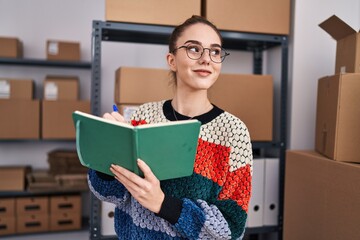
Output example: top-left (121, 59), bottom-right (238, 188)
top-left (137, 159), bottom-right (157, 181)
top-left (103, 111), bottom-right (126, 122)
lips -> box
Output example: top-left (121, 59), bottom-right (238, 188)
top-left (193, 69), bottom-right (212, 76)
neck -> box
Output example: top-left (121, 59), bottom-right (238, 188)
top-left (172, 91), bottom-right (212, 117)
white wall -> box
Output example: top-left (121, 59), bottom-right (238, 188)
top-left (289, 0), bottom-right (360, 150)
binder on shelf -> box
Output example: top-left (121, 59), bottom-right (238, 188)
top-left (101, 201), bottom-right (116, 236)
top-left (247, 158), bottom-right (265, 227)
top-left (263, 158), bottom-right (279, 226)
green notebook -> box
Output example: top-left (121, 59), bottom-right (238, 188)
top-left (72, 111), bottom-right (201, 180)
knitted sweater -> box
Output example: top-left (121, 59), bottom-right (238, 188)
top-left (88, 100), bottom-right (253, 239)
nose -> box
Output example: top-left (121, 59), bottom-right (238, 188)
top-left (199, 48), bottom-right (211, 64)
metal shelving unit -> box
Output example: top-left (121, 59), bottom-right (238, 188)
top-left (0, 58), bottom-right (91, 69)
top-left (90, 20), bottom-right (288, 240)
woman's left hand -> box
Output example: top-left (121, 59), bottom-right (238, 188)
top-left (110, 159), bottom-right (165, 213)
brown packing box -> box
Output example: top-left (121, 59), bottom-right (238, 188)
top-left (50, 212), bottom-right (81, 231)
top-left (208, 74), bottom-right (273, 141)
top-left (50, 195), bottom-right (81, 214)
top-left (0, 198), bottom-right (15, 216)
top-left (0, 216), bottom-right (16, 236)
top-left (106, 0), bottom-right (201, 26)
top-left (115, 67), bottom-right (173, 104)
top-left (0, 166), bottom-right (31, 191)
top-left (315, 73), bottom-right (360, 163)
top-left (16, 214), bottom-right (49, 233)
top-left (284, 150), bottom-right (360, 240)
top-left (319, 15), bottom-right (360, 73)
top-left (0, 99), bottom-right (40, 139)
top-left (0, 78), bottom-right (34, 99)
top-left (16, 196), bottom-right (49, 215)
top-left (46, 40), bottom-right (80, 61)
top-left (43, 76), bottom-right (79, 100)
top-left (0, 37), bottom-right (23, 58)
top-left (41, 100), bottom-right (90, 139)
top-left (47, 149), bottom-right (87, 174)
top-left (203, 0), bottom-right (290, 35)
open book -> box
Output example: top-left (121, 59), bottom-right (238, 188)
top-left (72, 111), bottom-right (201, 180)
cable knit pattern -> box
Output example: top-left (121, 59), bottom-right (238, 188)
top-left (88, 100), bottom-right (253, 239)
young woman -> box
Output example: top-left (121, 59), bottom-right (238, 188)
top-left (88, 15), bottom-right (253, 239)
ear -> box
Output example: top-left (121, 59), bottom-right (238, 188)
top-left (167, 53), bottom-right (177, 72)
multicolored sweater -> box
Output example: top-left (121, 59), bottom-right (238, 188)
top-left (88, 100), bottom-right (253, 239)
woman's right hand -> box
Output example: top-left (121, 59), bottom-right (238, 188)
top-left (103, 111), bottom-right (126, 123)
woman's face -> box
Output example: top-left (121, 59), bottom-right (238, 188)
top-left (167, 23), bottom-right (222, 92)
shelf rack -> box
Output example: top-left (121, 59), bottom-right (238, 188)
top-left (90, 20), bottom-right (288, 240)
top-left (0, 58), bottom-right (91, 69)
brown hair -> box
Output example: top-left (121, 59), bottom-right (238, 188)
top-left (168, 15), bottom-right (222, 85)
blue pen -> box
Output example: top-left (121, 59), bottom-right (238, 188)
top-left (113, 104), bottom-right (118, 112)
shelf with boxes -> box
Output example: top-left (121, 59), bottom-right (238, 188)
top-left (89, 19), bottom-right (288, 239)
top-left (0, 193), bottom-right (83, 236)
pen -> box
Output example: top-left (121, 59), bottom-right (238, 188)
top-left (113, 104), bottom-right (118, 112)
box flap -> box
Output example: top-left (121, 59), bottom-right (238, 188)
top-left (319, 15), bottom-right (356, 40)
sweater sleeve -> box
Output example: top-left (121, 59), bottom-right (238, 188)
top-left (158, 119), bottom-right (253, 240)
top-left (88, 169), bottom-right (129, 206)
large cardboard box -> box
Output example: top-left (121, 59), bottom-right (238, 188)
top-left (315, 73), bottom-right (360, 163)
top-left (203, 0), bottom-right (290, 35)
top-left (105, 0), bottom-right (201, 26)
top-left (319, 15), bottom-right (360, 73)
top-left (284, 150), bottom-right (360, 240)
top-left (0, 167), bottom-right (31, 191)
top-left (41, 100), bottom-right (90, 139)
top-left (46, 40), bottom-right (80, 61)
top-left (0, 198), bottom-right (15, 216)
top-left (115, 67), bottom-right (173, 105)
top-left (0, 37), bottom-right (22, 58)
top-left (0, 216), bottom-right (16, 236)
top-left (43, 76), bottom-right (79, 100)
top-left (0, 78), bottom-right (34, 99)
top-left (208, 74), bottom-right (273, 141)
top-left (0, 100), bottom-right (40, 139)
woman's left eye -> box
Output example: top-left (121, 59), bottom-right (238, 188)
top-left (211, 48), bottom-right (221, 56)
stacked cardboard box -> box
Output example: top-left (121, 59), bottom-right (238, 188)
top-left (46, 40), bottom-right (80, 62)
top-left (49, 195), bottom-right (82, 231)
top-left (41, 75), bottom-right (90, 139)
top-left (284, 15), bottom-right (360, 240)
top-left (0, 198), bottom-right (16, 236)
top-left (0, 78), bottom-right (40, 139)
top-left (0, 37), bottom-right (23, 58)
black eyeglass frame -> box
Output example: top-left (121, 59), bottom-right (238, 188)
top-left (171, 45), bottom-right (230, 63)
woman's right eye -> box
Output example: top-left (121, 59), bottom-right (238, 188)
top-left (188, 45), bottom-right (201, 53)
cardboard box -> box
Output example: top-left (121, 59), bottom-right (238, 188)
top-left (203, 0), bottom-right (290, 35)
top-left (41, 100), bottom-right (90, 139)
top-left (0, 78), bottom-right (34, 99)
top-left (0, 99), bottom-right (40, 139)
top-left (50, 212), bottom-right (81, 231)
top-left (43, 76), bottom-right (79, 100)
top-left (50, 195), bottom-right (81, 214)
top-left (0, 37), bottom-right (22, 58)
top-left (0, 215), bottom-right (16, 236)
top-left (47, 149), bottom-right (87, 174)
top-left (115, 67), bottom-right (173, 104)
top-left (16, 214), bottom-right (49, 233)
top-left (0, 198), bottom-right (15, 216)
top-left (319, 15), bottom-right (360, 73)
top-left (105, 0), bottom-right (201, 26)
top-left (46, 40), bottom-right (80, 61)
top-left (284, 150), bottom-right (360, 240)
top-left (16, 196), bottom-right (49, 215)
top-left (0, 167), bottom-right (31, 191)
top-left (315, 73), bottom-right (360, 163)
top-left (208, 74), bottom-right (273, 141)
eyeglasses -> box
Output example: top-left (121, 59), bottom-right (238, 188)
top-left (172, 43), bottom-right (230, 63)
